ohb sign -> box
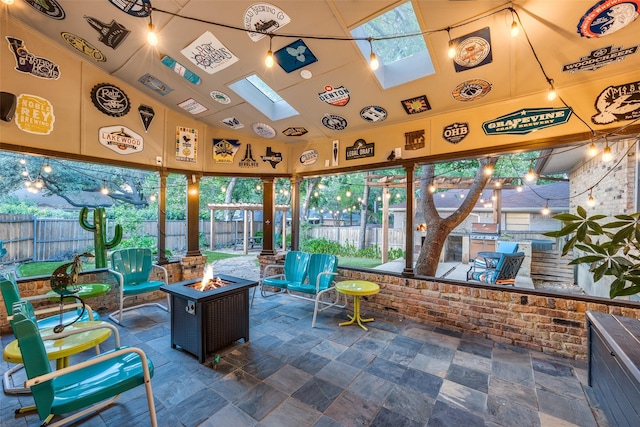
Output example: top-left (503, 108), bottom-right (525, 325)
top-left (442, 122), bottom-right (469, 144)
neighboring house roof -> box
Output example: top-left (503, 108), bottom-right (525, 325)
top-left (390, 181), bottom-right (569, 213)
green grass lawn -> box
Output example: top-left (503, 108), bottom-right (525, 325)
top-left (202, 251), bottom-right (244, 263)
top-left (337, 256), bottom-right (382, 269)
top-left (16, 261), bottom-right (95, 277)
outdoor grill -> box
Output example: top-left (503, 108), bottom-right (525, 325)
top-left (469, 222), bottom-right (500, 259)
top-left (160, 273), bottom-right (257, 363)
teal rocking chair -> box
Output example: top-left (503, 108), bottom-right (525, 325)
top-left (287, 254), bottom-right (346, 327)
top-left (108, 248), bottom-right (169, 325)
top-left (467, 252), bottom-right (525, 286)
top-left (11, 300), bottom-right (157, 427)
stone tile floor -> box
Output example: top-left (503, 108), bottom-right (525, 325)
top-left (2, 291), bottom-right (609, 427)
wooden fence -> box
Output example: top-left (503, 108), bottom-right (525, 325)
top-left (0, 214), bottom-right (261, 264)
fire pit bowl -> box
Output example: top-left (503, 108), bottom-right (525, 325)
top-left (160, 274), bottom-right (257, 363)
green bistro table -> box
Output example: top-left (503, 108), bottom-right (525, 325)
top-left (46, 283), bottom-right (111, 302)
top-left (335, 280), bottom-right (380, 331)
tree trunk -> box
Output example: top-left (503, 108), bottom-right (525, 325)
top-left (415, 157), bottom-right (498, 276)
top-left (223, 178), bottom-right (237, 221)
top-left (301, 177), bottom-right (318, 221)
top-left (358, 181), bottom-right (370, 250)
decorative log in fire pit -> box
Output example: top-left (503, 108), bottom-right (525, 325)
top-left (160, 271), bottom-right (257, 363)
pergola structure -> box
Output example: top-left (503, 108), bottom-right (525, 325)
top-left (206, 203), bottom-right (289, 254)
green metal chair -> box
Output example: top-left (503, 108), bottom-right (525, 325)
top-left (1, 273), bottom-right (98, 394)
top-left (467, 252), bottom-right (525, 286)
top-left (286, 254), bottom-right (346, 327)
top-left (108, 248), bottom-right (169, 325)
top-left (11, 300), bottom-right (157, 427)
top-left (257, 250), bottom-right (311, 300)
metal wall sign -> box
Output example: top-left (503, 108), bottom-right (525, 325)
top-left (442, 122), bottom-right (469, 144)
top-left (482, 107), bottom-right (573, 135)
top-left (299, 149), bottom-right (318, 165)
top-left (99, 125), bottom-right (143, 154)
top-left (15, 94), bottom-right (55, 135)
top-left (108, 0), bottom-right (151, 18)
top-left (360, 105), bottom-right (387, 122)
top-left (91, 83), bottom-right (130, 117)
top-left (405, 130), bottom-right (425, 150)
top-left (61, 32), bottom-right (106, 62)
top-left (176, 127), bottom-right (197, 162)
top-left (138, 74), bottom-right (173, 95)
top-left (346, 139), bottom-right (374, 160)
top-left (322, 114), bottom-right (348, 130)
top-left (274, 39), bottom-right (317, 72)
top-left (181, 31), bottom-right (238, 75)
top-left (452, 27), bottom-right (492, 72)
top-left (239, 144), bottom-right (259, 168)
top-left (283, 126), bottom-right (307, 136)
top-left (562, 45), bottom-right (639, 73)
top-left (577, 0), bottom-right (640, 38)
top-left (85, 16), bottom-right (130, 49)
top-left (592, 80), bottom-right (640, 124)
top-left (24, 0), bottom-right (65, 19)
top-left (261, 147), bottom-right (283, 168)
top-left (6, 37), bottom-right (60, 79)
top-left (451, 79), bottom-right (492, 102)
top-left (401, 95), bottom-right (431, 114)
top-left (213, 139), bottom-right (241, 163)
top-left (244, 3), bottom-right (291, 42)
top-left (138, 105), bottom-right (155, 132)
top-left (318, 85), bottom-right (350, 106)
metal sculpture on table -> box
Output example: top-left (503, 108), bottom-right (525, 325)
top-left (49, 253), bottom-right (92, 333)
top-left (79, 206), bottom-right (122, 269)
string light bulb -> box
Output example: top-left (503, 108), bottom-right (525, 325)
top-left (21, 170), bottom-right (28, 177)
top-left (256, 184), bottom-right (262, 191)
top-left (516, 184), bottom-right (523, 192)
top-left (484, 164), bottom-right (494, 176)
top-left (510, 20), bottom-right (519, 37)
top-left (588, 142), bottom-right (598, 157)
top-left (541, 201), bottom-right (550, 216)
top-left (265, 35), bottom-right (274, 68)
top-left (2, 0), bottom-right (15, 5)
top-left (150, 193), bottom-right (157, 202)
top-left (547, 79), bottom-right (557, 101)
top-left (147, 15), bottom-right (158, 46)
top-left (447, 28), bottom-right (456, 59)
top-left (525, 166), bottom-right (536, 182)
top-left (602, 141), bottom-right (612, 162)
top-left (35, 179), bottom-right (44, 189)
top-left (19, 158), bottom-right (26, 165)
top-left (101, 182), bottom-right (109, 195)
top-left (43, 162), bottom-right (52, 173)
top-left (429, 183), bottom-right (436, 193)
top-left (587, 189), bottom-right (596, 207)
top-left (368, 38), bottom-right (379, 71)
top-left (346, 189), bottom-right (351, 197)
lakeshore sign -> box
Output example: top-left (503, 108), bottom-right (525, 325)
top-left (482, 107), bottom-right (573, 135)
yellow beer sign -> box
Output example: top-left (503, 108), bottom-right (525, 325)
top-left (15, 94), bottom-right (55, 135)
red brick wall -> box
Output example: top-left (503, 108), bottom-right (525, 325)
top-left (336, 268), bottom-right (640, 361)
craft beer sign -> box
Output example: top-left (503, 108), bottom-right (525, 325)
top-left (346, 139), bottom-right (374, 160)
top-left (99, 126), bottom-right (143, 154)
top-left (482, 107), bottom-right (573, 135)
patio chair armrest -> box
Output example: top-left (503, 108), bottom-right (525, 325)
top-left (25, 346), bottom-right (150, 388)
top-left (262, 264), bottom-right (284, 278)
top-left (315, 271), bottom-right (338, 292)
top-left (41, 321), bottom-right (121, 348)
top-left (152, 263), bottom-right (169, 285)
top-left (7, 303), bottom-right (97, 322)
top-left (108, 269), bottom-right (124, 287)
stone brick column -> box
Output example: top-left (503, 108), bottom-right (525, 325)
top-left (181, 255), bottom-right (207, 281)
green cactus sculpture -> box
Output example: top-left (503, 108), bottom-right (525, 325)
top-left (79, 207), bottom-right (122, 268)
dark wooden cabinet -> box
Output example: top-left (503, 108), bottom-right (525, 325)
top-left (587, 311), bottom-right (640, 427)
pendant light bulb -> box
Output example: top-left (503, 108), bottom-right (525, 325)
top-left (446, 29), bottom-right (456, 58)
top-left (525, 167), bottom-right (536, 182)
top-left (147, 18), bottom-right (158, 46)
top-left (588, 142), bottom-right (598, 157)
top-left (516, 184), bottom-right (523, 192)
top-left (547, 82), bottom-right (557, 101)
top-left (602, 143), bottom-right (612, 162)
top-left (511, 20), bottom-right (519, 37)
top-left (43, 163), bottom-right (52, 173)
top-left (1, 0), bottom-right (15, 5)
top-left (429, 183), bottom-right (436, 193)
top-left (484, 164), bottom-right (494, 176)
top-left (265, 35), bottom-right (274, 68)
top-left (587, 189), bottom-right (596, 207)
top-left (541, 201), bottom-right (550, 216)
top-left (101, 182), bottom-right (109, 195)
top-left (368, 39), bottom-right (379, 70)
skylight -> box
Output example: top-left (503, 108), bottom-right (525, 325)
top-left (351, 1), bottom-right (434, 89)
top-left (228, 74), bottom-right (298, 121)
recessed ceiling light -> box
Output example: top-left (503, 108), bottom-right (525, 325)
top-left (300, 70), bottom-right (312, 79)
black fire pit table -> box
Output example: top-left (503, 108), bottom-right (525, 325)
top-left (160, 274), bottom-right (257, 363)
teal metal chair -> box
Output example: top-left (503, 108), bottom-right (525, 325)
top-left (287, 254), bottom-right (346, 327)
top-left (108, 248), bottom-right (169, 325)
top-left (11, 300), bottom-right (157, 427)
top-left (1, 273), bottom-right (99, 394)
top-left (467, 252), bottom-right (525, 286)
top-left (471, 241), bottom-right (519, 269)
top-left (257, 250), bottom-right (311, 300)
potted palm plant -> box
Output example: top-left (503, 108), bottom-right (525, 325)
top-left (544, 206), bottom-right (640, 298)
